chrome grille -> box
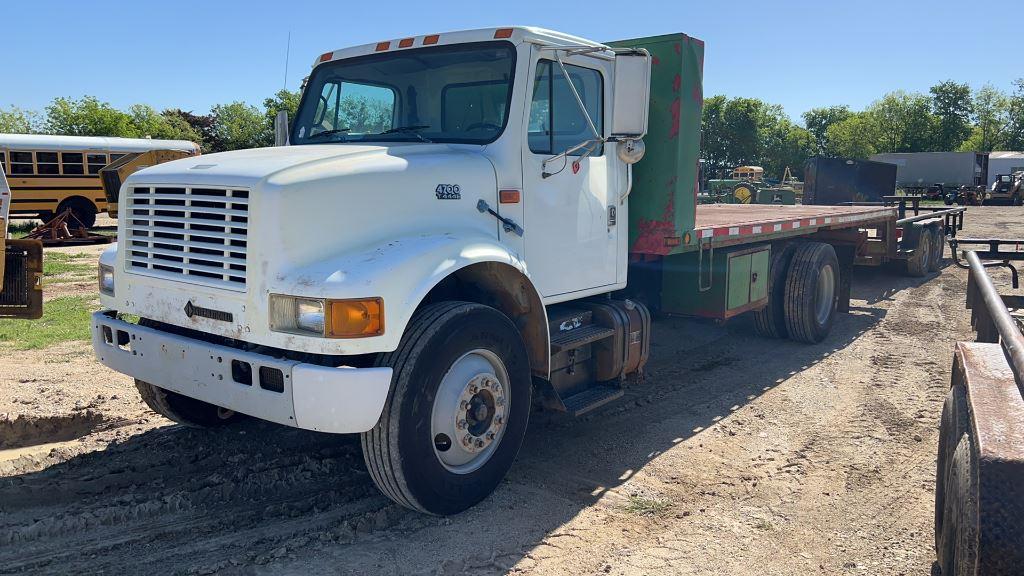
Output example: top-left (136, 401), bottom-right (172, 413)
top-left (126, 186), bottom-right (249, 291)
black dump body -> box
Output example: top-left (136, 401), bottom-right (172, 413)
top-left (803, 157), bottom-right (897, 205)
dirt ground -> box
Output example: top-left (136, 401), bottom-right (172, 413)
top-left (1, 207), bottom-right (1021, 575)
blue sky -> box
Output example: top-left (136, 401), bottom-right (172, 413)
top-left (5, 0), bottom-right (1019, 123)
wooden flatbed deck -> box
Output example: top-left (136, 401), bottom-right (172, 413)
top-left (688, 204), bottom-right (895, 250)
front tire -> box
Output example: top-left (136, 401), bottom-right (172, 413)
top-left (135, 380), bottom-right (242, 427)
top-left (361, 302), bottom-right (532, 515)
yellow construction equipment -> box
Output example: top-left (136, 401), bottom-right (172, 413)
top-left (99, 149), bottom-right (196, 219)
top-left (0, 171), bottom-right (43, 319)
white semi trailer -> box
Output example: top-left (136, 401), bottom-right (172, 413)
top-left (92, 27), bottom-right (943, 515)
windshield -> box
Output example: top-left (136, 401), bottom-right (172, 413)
top-left (292, 41), bottom-right (515, 145)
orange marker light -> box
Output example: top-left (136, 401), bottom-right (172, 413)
top-left (499, 189), bottom-right (521, 204)
top-left (328, 298), bottom-right (384, 338)
top-left (398, 37), bottom-right (414, 48)
top-left (319, 52), bottom-right (333, 63)
top-left (375, 41), bottom-right (391, 52)
top-left (423, 34), bottom-right (440, 45)
top-left (494, 28), bottom-right (513, 39)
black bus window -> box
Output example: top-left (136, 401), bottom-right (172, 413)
top-left (37, 151), bottom-right (60, 175)
top-left (61, 152), bottom-right (85, 175)
top-left (10, 151), bottom-right (33, 175)
top-left (87, 153), bottom-right (107, 174)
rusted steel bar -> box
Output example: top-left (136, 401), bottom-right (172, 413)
top-left (966, 250), bottom-right (1024, 384)
top-left (896, 206), bottom-right (966, 226)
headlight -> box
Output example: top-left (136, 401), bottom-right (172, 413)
top-left (98, 264), bottom-right (115, 296)
top-left (269, 295), bottom-right (383, 338)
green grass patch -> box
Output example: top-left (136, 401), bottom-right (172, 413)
top-left (624, 494), bottom-right (673, 516)
top-left (0, 296), bottom-right (97, 349)
top-left (7, 221), bottom-right (36, 239)
top-left (44, 252), bottom-right (94, 276)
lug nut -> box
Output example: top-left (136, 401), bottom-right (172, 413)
top-left (457, 419), bottom-right (467, 430)
top-left (469, 383), bottom-right (479, 394)
top-left (486, 431), bottom-right (496, 440)
top-left (475, 438), bottom-right (485, 448)
top-left (494, 416), bottom-right (504, 427)
top-left (462, 434), bottom-right (473, 447)
top-left (460, 400), bottom-right (469, 410)
top-left (495, 396), bottom-right (505, 407)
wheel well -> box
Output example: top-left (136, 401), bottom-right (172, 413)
top-left (417, 262), bottom-right (549, 378)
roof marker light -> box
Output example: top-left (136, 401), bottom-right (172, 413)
top-left (375, 41), bottom-right (390, 52)
top-left (319, 52), bottom-right (333, 63)
top-left (494, 28), bottom-right (513, 39)
top-left (398, 37), bottom-right (414, 48)
top-left (423, 34), bottom-right (440, 45)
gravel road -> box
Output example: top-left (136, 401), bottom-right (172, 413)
top-left (1, 206), bottom-right (1020, 575)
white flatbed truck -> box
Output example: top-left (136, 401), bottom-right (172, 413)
top-left (92, 27), bottom-right (962, 514)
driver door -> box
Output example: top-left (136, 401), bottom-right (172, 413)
top-left (521, 51), bottom-right (618, 299)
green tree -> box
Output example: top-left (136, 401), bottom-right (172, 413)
top-left (1001, 79), bottom-right (1024, 151)
top-left (802, 105), bottom-right (851, 155)
top-left (128, 104), bottom-right (203, 143)
top-left (825, 113), bottom-right (881, 159)
top-left (0, 106), bottom-right (37, 133)
top-left (263, 89), bottom-right (302, 129)
top-left (164, 109), bottom-right (219, 152)
top-left (210, 101), bottom-right (270, 151)
top-left (867, 91), bottom-right (936, 153)
top-left (961, 84), bottom-right (1009, 151)
top-left (699, 95), bottom-right (730, 177)
top-left (929, 81), bottom-right (973, 151)
top-left (43, 96), bottom-right (136, 137)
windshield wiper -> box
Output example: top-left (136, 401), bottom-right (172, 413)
top-left (306, 128), bottom-right (351, 140)
top-left (377, 125), bottom-right (433, 143)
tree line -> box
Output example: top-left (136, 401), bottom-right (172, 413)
top-left (703, 80), bottom-right (1024, 180)
top-left (0, 90), bottom-right (301, 153)
top-left (2, 79), bottom-right (1022, 180)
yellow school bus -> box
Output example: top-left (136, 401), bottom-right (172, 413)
top-left (0, 134), bottom-right (199, 227)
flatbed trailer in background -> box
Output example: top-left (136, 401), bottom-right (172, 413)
top-left (935, 245), bottom-right (1024, 575)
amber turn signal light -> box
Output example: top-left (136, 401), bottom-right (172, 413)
top-left (328, 298), bottom-right (384, 338)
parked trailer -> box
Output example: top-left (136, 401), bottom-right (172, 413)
top-left (935, 243), bottom-right (1024, 575)
top-left (91, 27), bottom-right (966, 515)
top-left (870, 151), bottom-right (989, 199)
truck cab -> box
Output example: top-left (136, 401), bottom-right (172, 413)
top-left (93, 27), bottom-right (655, 514)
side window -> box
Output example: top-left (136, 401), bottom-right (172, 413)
top-left (528, 60), bottom-right (603, 156)
top-left (87, 153), bottom-right (108, 174)
top-left (62, 152), bottom-right (85, 175)
top-left (0, 151), bottom-right (6, 173)
top-left (10, 151), bottom-right (34, 175)
top-left (308, 81), bottom-right (394, 136)
top-left (109, 153), bottom-right (125, 162)
top-left (37, 151), bottom-right (59, 175)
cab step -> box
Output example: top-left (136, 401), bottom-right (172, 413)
top-left (549, 325), bottom-right (615, 353)
top-left (560, 384), bottom-right (624, 417)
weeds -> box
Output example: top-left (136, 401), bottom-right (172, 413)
top-left (624, 494), bottom-right (673, 516)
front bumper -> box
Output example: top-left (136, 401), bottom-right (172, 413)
top-left (92, 311), bottom-right (392, 433)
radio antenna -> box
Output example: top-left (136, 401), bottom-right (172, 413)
top-left (283, 31), bottom-right (292, 90)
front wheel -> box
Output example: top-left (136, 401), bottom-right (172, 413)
top-left (361, 302), bottom-right (532, 515)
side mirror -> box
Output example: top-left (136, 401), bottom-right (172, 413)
top-left (274, 110), bottom-right (290, 146)
top-left (610, 50), bottom-right (651, 139)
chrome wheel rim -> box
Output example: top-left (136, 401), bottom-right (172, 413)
top-left (815, 264), bottom-right (836, 325)
top-left (430, 349), bottom-right (509, 474)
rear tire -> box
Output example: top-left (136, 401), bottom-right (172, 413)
top-left (361, 302), bottom-right (532, 515)
top-left (1013, 194), bottom-right (1022, 207)
top-left (783, 242), bottom-right (839, 344)
top-left (906, 229), bottom-right (932, 277)
top-left (135, 380), bottom-right (242, 427)
top-left (935, 384), bottom-right (970, 556)
top-left (753, 242), bottom-right (798, 339)
top-left (56, 197), bottom-right (97, 228)
top-left (928, 226), bottom-right (944, 273)
top-left (937, 436), bottom-right (978, 576)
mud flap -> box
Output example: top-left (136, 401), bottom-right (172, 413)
top-left (0, 239), bottom-right (43, 319)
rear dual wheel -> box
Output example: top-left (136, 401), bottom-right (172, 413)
top-left (906, 229), bottom-right (933, 277)
top-left (361, 302), bottom-right (531, 515)
top-left (783, 242), bottom-right (839, 344)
